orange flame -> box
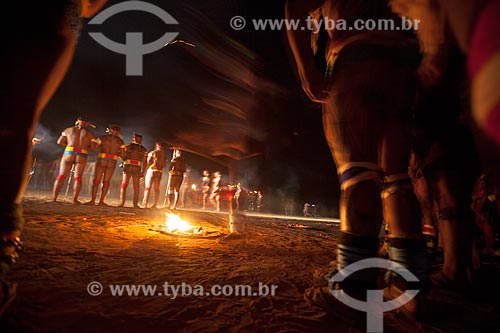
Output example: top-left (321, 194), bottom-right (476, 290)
top-left (166, 214), bottom-right (192, 233)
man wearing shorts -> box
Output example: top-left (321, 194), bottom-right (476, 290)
top-left (142, 141), bottom-right (167, 208)
top-left (87, 125), bottom-right (125, 206)
top-left (118, 133), bottom-right (147, 208)
top-left (166, 149), bottom-right (186, 210)
top-left (52, 116), bottom-right (97, 204)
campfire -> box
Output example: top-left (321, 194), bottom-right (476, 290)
top-left (152, 213), bottom-right (226, 240)
top-left (165, 213), bottom-right (206, 236)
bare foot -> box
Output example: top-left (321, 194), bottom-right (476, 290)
top-left (73, 200), bottom-right (82, 205)
top-left (84, 201), bottom-right (95, 205)
top-left (98, 202), bottom-right (109, 207)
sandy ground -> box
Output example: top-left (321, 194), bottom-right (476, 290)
top-left (1, 190), bottom-right (499, 333)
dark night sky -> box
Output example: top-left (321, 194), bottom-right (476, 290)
top-left (35, 0), bottom-right (340, 216)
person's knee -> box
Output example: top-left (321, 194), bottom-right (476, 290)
top-left (382, 174), bottom-right (414, 200)
top-left (339, 162), bottom-right (384, 228)
top-left (343, 181), bottom-right (383, 227)
top-left (338, 163), bottom-right (383, 203)
top-left (338, 162), bottom-right (383, 191)
top-left (383, 173), bottom-right (423, 236)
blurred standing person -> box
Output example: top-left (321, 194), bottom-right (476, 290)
top-left (208, 171), bottom-right (221, 211)
top-left (200, 170), bottom-right (210, 209)
top-left (303, 203), bottom-right (311, 217)
top-left (391, 0), bottom-right (482, 291)
top-left (52, 116), bottom-right (98, 204)
top-left (284, 198), bottom-right (295, 216)
top-left (178, 168), bottom-right (191, 208)
top-left (0, 0), bottom-right (108, 316)
top-left (256, 191), bottom-right (263, 212)
top-left (86, 125), bottom-right (125, 206)
top-left (286, 0), bottom-right (427, 322)
top-left (166, 149), bottom-right (186, 210)
top-left (118, 133), bottom-right (147, 208)
top-left (27, 138), bottom-right (42, 186)
top-left (233, 182), bottom-right (242, 211)
top-left (142, 141), bottom-right (167, 208)
top-left (471, 174), bottom-right (500, 257)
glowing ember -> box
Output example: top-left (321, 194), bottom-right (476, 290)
top-left (166, 214), bottom-right (192, 233)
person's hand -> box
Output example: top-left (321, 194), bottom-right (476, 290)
top-left (302, 70), bottom-right (332, 103)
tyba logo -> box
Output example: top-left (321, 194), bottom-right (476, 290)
top-left (328, 258), bottom-right (420, 333)
top-left (88, 1), bottom-right (179, 76)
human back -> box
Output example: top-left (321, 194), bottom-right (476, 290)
top-left (99, 134), bottom-right (124, 156)
top-left (63, 126), bottom-right (95, 150)
top-left (124, 142), bottom-right (147, 161)
top-left (149, 150), bottom-right (167, 170)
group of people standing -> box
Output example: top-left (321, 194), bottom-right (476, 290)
top-left (286, 0), bottom-right (500, 326)
top-left (51, 116), bottom-right (186, 210)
